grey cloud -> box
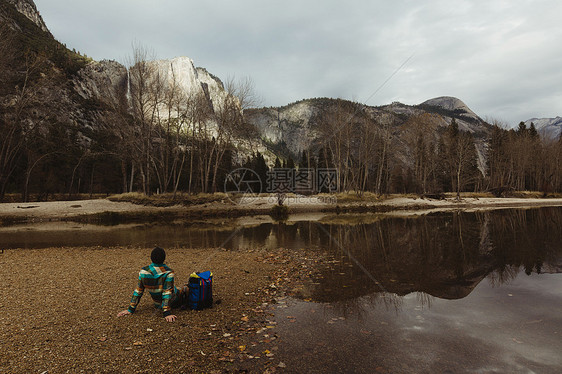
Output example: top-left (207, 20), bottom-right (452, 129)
top-left (34, 0), bottom-right (562, 125)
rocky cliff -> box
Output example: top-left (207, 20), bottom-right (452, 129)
top-left (149, 57), bottom-right (227, 112)
top-left (246, 96), bottom-right (492, 173)
top-left (4, 0), bottom-right (48, 33)
top-left (72, 56), bottom-right (228, 116)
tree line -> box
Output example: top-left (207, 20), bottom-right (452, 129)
top-left (309, 101), bottom-right (483, 197)
top-left (487, 121), bottom-right (562, 195)
top-left (265, 101), bottom-right (561, 197)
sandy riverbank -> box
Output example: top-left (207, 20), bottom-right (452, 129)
top-left (1, 195), bottom-right (562, 224)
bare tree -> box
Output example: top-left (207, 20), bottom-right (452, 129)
top-left (95, 64), bottom-right (138, 193)
top-left (126, 42), bottom-right (165, 195)
top-left (320, 100), bottom-right (356, 192)
top-left (405, 113), bottom-right (440, 194)
top-left (0, 45), bottom-right (50, 200)
top-left (452, 132), bottom-right (478, 199)
top-left (209, 76), bottom-right (260, 192)
top-left (374, 113), bottom-right (394, 195)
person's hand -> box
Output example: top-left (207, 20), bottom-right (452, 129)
top-left (117, 310), bottom-right (131, 317)
top-left (164, 314), bottom-right (177, 322)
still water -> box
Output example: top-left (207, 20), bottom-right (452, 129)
top-left (2, 207), bottom-right (561, 373)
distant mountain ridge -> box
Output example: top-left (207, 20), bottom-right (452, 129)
top-left (246, 96), bottom-right (492, 173)
top-left (525, 117), bottom-right (562, 139)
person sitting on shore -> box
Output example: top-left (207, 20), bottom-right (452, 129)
top-left (117, 247), bottom-right (185, 322)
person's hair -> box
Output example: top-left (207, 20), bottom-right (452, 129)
top-left (151, 247), bottom-right (166, 264)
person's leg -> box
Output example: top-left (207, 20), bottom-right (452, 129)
top-left (170, 285), bottom-right (189, 310)
top-left (179, 284), bottom-right (189, 309)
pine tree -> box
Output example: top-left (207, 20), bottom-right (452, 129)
top-left (529, 122), bottom-right (538, 139)
top-left (517, 121), bottom-right (527, 136)
top-left (253, 152), bottom-right (268, 193)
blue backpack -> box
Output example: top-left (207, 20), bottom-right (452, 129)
top-left (187, 271), bottom-right (213, 310)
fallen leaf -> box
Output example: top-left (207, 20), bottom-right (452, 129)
top-left (133, 341), bottom-right (143, 346)
top-left (512, 338), bottom-right (523, 344)
top-left (238, 345), bottom-right (246, 352)
top-left (278, 362), bottom-right (286, 368)
top-left (241, 316), bottom-right (249, 322)
top-left (146, 328), bottom-right (153, 332)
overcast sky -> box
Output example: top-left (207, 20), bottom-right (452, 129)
top-left (34, 0), bottom-right (562, 126)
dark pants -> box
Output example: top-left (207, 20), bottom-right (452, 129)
top-left (170, 285), bottom-right (189, 309)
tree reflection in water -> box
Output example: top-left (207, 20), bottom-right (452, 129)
top-left (286, 207), bottom-right (562, 308)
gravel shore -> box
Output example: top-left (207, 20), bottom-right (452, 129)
top-left (0, 246), bottom-right (319, 373)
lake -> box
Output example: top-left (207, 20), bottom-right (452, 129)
top-left (1, 207), bottom-right (561, 373)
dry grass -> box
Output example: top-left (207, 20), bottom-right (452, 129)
top-left (1, 193), bottom-right (109, 203)
top-left (108, 192), bottom-right (231, 207)
top-left (328, 191), bottom-right (382, 203)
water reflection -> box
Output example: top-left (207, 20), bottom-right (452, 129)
top-left (302, 208), bottom-right (562, 304)
top-left (2, 208), bottom-right (561, 304)
top-left (268, 209), bottom-right (562, 373)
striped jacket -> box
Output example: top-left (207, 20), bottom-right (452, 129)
top-left (127, 263), bottom-right (178, 317)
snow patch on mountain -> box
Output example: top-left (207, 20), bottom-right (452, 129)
top-left (525, 117), bottom-right (562, 139)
